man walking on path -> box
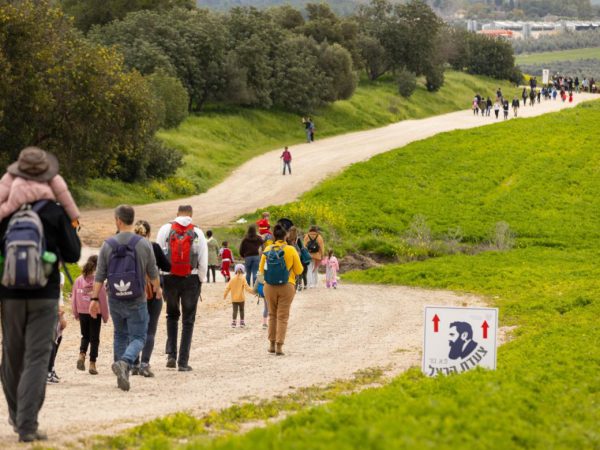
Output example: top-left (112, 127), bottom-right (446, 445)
top-left (0, 149), bottom-right (81, 442)
top-left (281, 147), bottom-right (292, 175)
top-left (90, 205), bottom-right (160, 392)
top-left (511, 96), bottom-right (520, 117)
top-left (156, 205), bottom-right (208, 371)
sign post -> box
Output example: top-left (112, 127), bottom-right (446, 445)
top-left (422, 306), bottom-right (498, 377)
top-left (542, 69), bottom-right (550, 85)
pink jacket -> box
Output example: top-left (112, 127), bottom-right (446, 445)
top-left (0, 173), bottom-right (80, 221)
top-left (321, 256), bottom-right (340, 271)
top-left (72, 275), bottom-right (109, 323)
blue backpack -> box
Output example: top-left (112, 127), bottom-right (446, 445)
top-left (263, 244), bottom-right (290, 285)
top-left (106, 235), bottom-right (144, 300)
top-left (1, 201), bottom-right (50, 289)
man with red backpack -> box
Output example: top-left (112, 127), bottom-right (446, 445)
top-left (156, 205), bottom-right (208, 372)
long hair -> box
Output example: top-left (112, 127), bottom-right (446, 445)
top-left (82, 255), bottom-right (98, 278)
top-left (246, 225), bottom-right (258, 239)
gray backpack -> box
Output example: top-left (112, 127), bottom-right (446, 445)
top-left (1, 201), bottom-right (50, 289)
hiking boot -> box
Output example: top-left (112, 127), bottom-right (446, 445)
top-left (268, 341), bottom-right (276, 354)
top-left (178, 365), bottom-right (193, 372)
top-left (166, 357), bottom-right (176, 368)
top-left (89, 362), bottom-right (98, 375)
top-left (139, 364), bottom-right (154, 378)
top-left (111, 360), bottom-right (130, 392)
top-left (77, 353), bottom-right (85, 371)
top-left (262, 323), bottom-right (268, 330)
top-left (19, 430), bottom-right (48, 443)
top-left (240, 320), bottom-right (246, 328)
top-left (276, 343), bottom-right (285, 356)
top-left (131, 365), bottom-right (140, 376)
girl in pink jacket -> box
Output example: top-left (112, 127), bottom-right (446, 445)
top-left (72, 256), bottom-right (108, 375)
top-left (0, 147), bottom-right (80, 224)
top-left (322, 249), bottom-right (340, 289)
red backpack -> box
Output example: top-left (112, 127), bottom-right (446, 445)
top-left (167, 222), bottom-right (198, 276)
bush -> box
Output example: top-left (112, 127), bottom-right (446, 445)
top-left (425, 65), bottom-right (445, 92)
top-left (490, 221), bottom-right (515, 251)
top-left (145, 140), bottom-right (183, 180)
top-left (397, 69), bottom-right (417, 97)
top-left (147, 70), bottom-right (189, 129)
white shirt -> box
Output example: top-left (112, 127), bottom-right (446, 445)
top-left (156, 216), bottom-right (208, 283)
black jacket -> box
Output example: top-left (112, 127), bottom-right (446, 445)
top-left (0, 202), bottom-right (81, 300)
top-left (239, 236), bottom-right (263, 258)
top-left (152, 241), bottom-right (171, 272)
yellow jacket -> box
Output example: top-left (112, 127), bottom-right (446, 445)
top-left (259, 240), bottom-right (304, 285)
top-left (224, 274), bottom-right (254, 303)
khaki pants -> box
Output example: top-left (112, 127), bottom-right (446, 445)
top-left (264, 283), bottom-right (296, 344)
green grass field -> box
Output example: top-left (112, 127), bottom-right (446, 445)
top-left (90, 102), bottom-right (600, 448)
top-left (516, 46), bottom-right (600, 65)
top-left (82, 72), bottom-right (518, 208)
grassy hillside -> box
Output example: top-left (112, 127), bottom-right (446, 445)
top-left (82, 71), bottom-right (518, 208)
top-left (516, 46), bottom-right (600, 64)
top-left (92, 102), bottom-right (600, 448)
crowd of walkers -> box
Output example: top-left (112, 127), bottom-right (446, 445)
top-left (471, 76), bottom-right (582, 121)
top-left (0, 147), bottom-right (340, 443)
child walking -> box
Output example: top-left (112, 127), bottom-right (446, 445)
top-left (224, 264), bottom-right (254, 328)
top-left (322, 250), bottom-right (340, 289)
top-left (72, 255), bottom-right (108, 375)
top-left (253, 272), bottom-right (268, 329)
top-left (47, 273), bottom-right (67, 384)
top-left (220, 241), bottom-right (233, 282)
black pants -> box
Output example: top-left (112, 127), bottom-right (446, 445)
top-left (135, 298), bottom-right (163, 366)
top-left (207, 265), bottom-right (217, 283)
top-left (232, 302), bottom-right (245, 321)
top-left (283, 161), bottom-right (291, 175)
top-left (297, 263), bottom-right (308, 289)
top-left (164, 275), bottom-right (201, 367)
top-left (0, 299), bottom-right (57, 436)
top-left (79, 313), bottom-right (102, 362)
top-left (48, 335), bottom-right (62, 372)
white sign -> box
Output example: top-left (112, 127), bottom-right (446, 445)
top-left (542, 69), bottom-right (550, 85)
top-left (422, 306), bottom-right (498, 377)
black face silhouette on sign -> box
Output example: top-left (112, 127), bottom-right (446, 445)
top-left (448, 321), bottom-right (478, 360)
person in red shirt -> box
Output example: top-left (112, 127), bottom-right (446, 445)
top-left (220, 241), bottom-right (233, 282)
top-left (256, 212), bottom-right (271, 236)
top-left (281, 146), bottom-right (292, 175)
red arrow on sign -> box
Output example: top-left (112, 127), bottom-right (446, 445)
top-left (482, 320), bottom-right (489, 339)
top-left (433, 314), bottom-right (440, 333)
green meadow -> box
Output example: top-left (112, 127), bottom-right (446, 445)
top-left (91, 100), bottom-right (600, 449)
top-left (516, 46), bottom-right (600, 65)
top-left (82, 72), bottom-right (518, 208)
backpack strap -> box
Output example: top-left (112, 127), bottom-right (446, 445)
top-left (31, 200), bottom-right (50, 213)
top-left (128, 234), bottom-right (143, 248)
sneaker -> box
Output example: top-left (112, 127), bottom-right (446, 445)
top-left (51, 370), bottom-right (60, 380)
top-left (240, 321), bottom-right (246, 328)
top-left (262, 323), bottom-right (268, 329)
top-left (178, 365), bottom-right (193, 372)
top-left (46, 372), bottom-right (59, 384)
top-left (19, 430), bottom-right (48, 443)
top-left (139, 364), bottom-right (155, 378)
top-left (231, 321), bottom-right (236, 328)
top-left (111, 360), bottom-right (130, 392)
top-left (166, 357), bottom-right (176, 368)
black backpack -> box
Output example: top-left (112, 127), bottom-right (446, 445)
top-left (306, 236), bottom-right (320, 254)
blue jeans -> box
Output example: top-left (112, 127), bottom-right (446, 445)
top-left (109, 298), bottom-right (148, 367)
top-left (245, 255), bottom-right (260, 285)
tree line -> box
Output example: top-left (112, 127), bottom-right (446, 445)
top-left (513, 30), bottom-right (600, 55)
top-left (1, 0), bottom-right (519, 189)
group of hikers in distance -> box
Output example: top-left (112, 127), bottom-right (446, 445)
top-left (472, 78), bottom-right (579, 120)
top-left (0, 147), bottom-right (340, 443)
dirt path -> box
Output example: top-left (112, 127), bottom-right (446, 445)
top-left (80, 95), bottom-right (596, 246)
top-left (0, 280), bottom-right (487, 448)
